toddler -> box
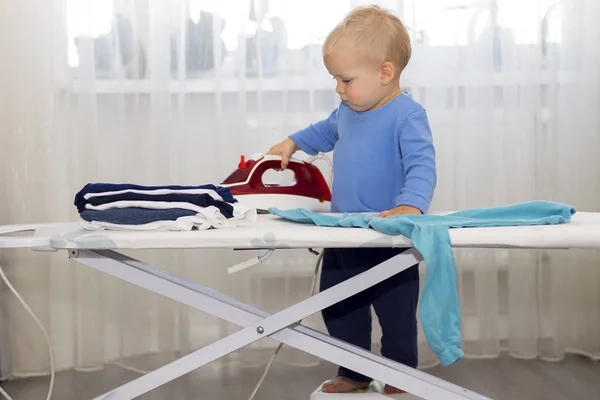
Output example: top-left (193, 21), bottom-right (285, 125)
top-left (267, 5), bottom-right (436, 395)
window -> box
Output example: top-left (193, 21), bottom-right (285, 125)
top-left (67, 0), bottom-right (350, 68)
top-left (404, 0), bottom-right (562, 46)
top-left (64, 0), bottom-right (564, 91)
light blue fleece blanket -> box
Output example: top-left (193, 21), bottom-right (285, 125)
top-left (269, 201), bottom-right (576, 366)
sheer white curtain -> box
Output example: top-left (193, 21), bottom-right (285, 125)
top-left (0, 0), bottom-right (599, 382)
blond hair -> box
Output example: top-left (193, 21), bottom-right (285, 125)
top-left (323, 5), bottom-right (411, 75)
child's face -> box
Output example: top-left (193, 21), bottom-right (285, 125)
top-left (324, 40), bottom-right (392, 112)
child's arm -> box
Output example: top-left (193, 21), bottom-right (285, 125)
top-left (382, 109), bottom-right (437, 216)
top-left (268, 108), bottom-right (339, 169)
top-left (289, 108), bottom-right (339, 155)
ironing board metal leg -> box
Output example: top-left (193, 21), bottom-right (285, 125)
top-left (71, 249), bottom-right (490, 400)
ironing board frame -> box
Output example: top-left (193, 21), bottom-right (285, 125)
top-left (59, 247), bottom-right (492, 400)
top-left (3, 211), bottom-right (600, 399)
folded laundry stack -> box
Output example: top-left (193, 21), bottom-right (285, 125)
top-left (74, 183), bottom-right (256, 231)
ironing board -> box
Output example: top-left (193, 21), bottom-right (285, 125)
top-left (1, 211), bottom-right (600, 400)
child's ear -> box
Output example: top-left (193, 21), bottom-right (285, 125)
top-left (380, 61), bottom-right (395, 85)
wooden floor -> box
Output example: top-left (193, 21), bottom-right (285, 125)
top-left (1, 352), bottom-right (598, 399)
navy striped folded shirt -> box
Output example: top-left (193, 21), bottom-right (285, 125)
top-left (74, 182), bottom-right (238, 219)
top-left (75, 182), bottom-right (236, 206)
top-left (74, 183), bottom-right (237, 221)
top-left (78, 191), bottom-right (235, 218)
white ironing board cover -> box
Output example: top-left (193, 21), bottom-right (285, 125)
top-left (35, 211), bottom-right (600, 250)
top-left (1, 211), bottom-right (599, 400)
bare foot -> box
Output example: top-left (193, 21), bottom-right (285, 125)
top-left (384, 384), bottom-right (406, 394)
top-left (321, 376), bottom-right (370, 393)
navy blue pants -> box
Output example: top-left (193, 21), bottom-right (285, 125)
top-left (320, 248), bottom-right (419, 382)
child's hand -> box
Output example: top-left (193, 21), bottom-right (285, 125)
top-left (380, 205), bottom-right (422, 218)
top-left (267, 138), bottom-right (299, 169)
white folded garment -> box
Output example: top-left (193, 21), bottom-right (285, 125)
top-left (81, 205), bottom-right (257, 231)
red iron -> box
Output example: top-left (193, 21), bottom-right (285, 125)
top-left (221, 154), bottom-right (332, 212)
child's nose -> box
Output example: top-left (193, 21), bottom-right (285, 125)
top-left (335, 82), bottom-right (344, 94)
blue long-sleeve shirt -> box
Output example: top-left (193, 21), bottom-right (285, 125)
top-left (290, 92), bottom-right (437, 214)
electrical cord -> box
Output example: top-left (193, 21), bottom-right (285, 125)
top-left (0, 264), bottom-right (54, 400)
top-left (246, 154), bottom-right (331, 400)
top-left (247, 251), bottom-right (323, 400)
top-left (306, 154), bottom-right (333, 188)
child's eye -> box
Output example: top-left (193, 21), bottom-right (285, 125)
top-left (332, 77), bottom-right (352, 84)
